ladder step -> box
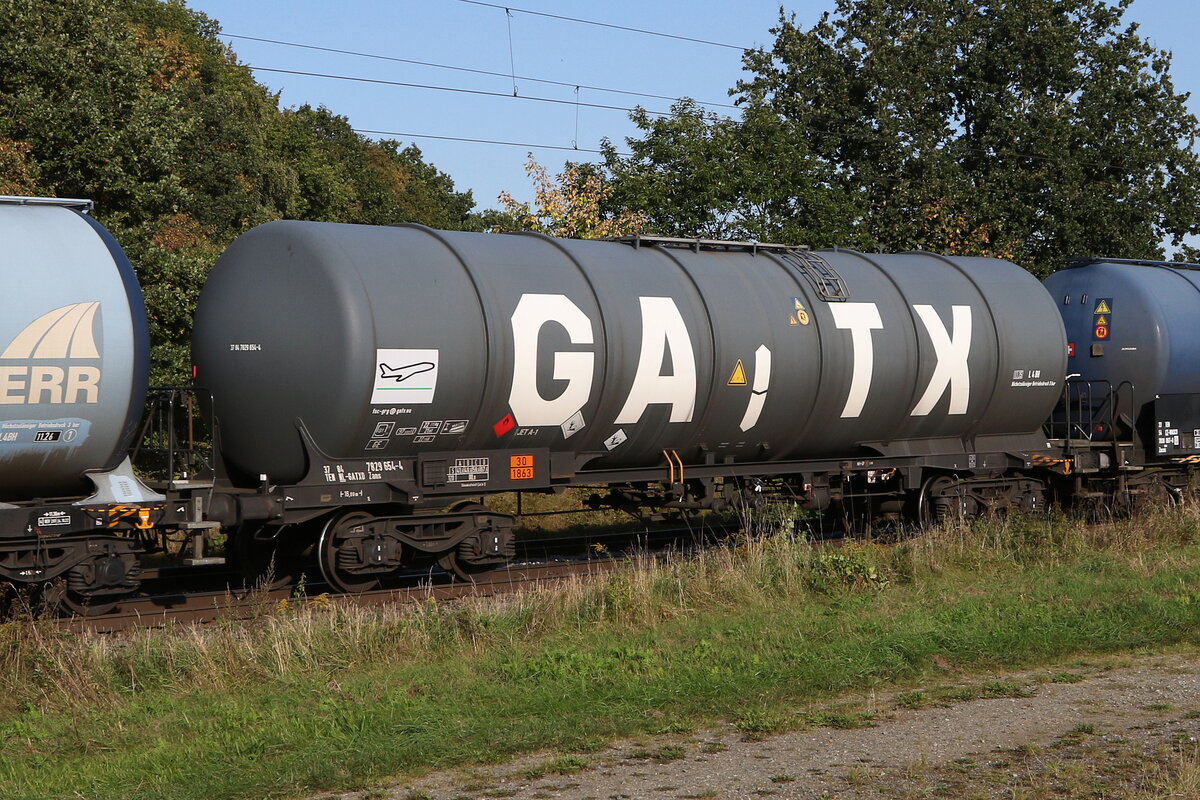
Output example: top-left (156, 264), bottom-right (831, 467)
top-left (169, 481), bottom-right (215, 490)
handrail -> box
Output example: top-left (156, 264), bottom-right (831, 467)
top-left (130, 387), bottom-right (216, 485)
top-left (1052, 377), bottom-right (1134, 453)
top-left (0, 195), bottom-right (93, 213)
top-left (610, 234), bottom-right (806, 254)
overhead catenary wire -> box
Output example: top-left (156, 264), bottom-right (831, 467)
top-left (9, 20), bottom-right (1147, 185)
top-left (504, 7), bottom-right (518, 96)
top-left (37, 40), bottom-right (1144, 188)
top-left (245, 65), bottom-right (676, 116)
top-left (221, 33), bottom-right (739, 110)
top-left (353, 128), bottom-right (631, 156)
top-left (222, 37), bottom-right (1135, 178)
top-left (456, 0), bottom-right (753, 51)
top-left (251, 60), bottom-right (1136, 175)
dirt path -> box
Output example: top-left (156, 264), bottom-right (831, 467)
top-left (324, 653), bottom-right (1200, 800)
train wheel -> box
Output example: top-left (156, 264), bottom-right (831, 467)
top-left (42, 579), bottom-right (118, 617)
top-left (918, 475), bottom-right (972, 526)
top-left (437, 502), bottom-right (504, 582)
top-left (437, 548), bottom-right (496, 582)
top-left (317, 512), bottom-right (385, 594)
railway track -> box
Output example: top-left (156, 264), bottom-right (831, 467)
top-left (65, 557), bottom-right (620, 634)
top-left (62, 519), bottom-right (736, 633)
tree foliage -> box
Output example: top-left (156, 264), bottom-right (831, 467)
top-left (601, 100), bottom-right (860, 246)
top-left (276, 106), bottom-right (482, 230)
top-left (495, 154), bottom-right (644, 239)
top-left (732, 0), bottom-right (1200, 273)
top-left (0, 0), bottom-right (485, 381)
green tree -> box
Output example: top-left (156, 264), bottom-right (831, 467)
top-left (0, 137), bottom-right (38, 194)
top-left (601, 100), bottom-right (859, 247)
top-left (495, 153), bottom-right (644, 239)
top-left (736, 0), bottom-right (1200, 274)
top-left (0, 0), bottom-right (488, 382)
top-left (383, 141), bottom-right (485, 230)
top-left (278, 106), bottom-right (481, 229)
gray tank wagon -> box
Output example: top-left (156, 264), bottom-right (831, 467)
top-left (194, 222), bottom-right (1066, 590)
top-left (8, 206), bottom-right (1196, 612)
top-left (195, 222), bottom-right (1066, 479)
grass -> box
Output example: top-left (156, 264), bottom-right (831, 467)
top-left (483, 487), bottom-right (642, 536)
top-left (871, 728), bottom-right (1200, 798)
top-left (521, 754), bottom-right (588, 779)
top-left (2, 504), bottom-right (1200, 799)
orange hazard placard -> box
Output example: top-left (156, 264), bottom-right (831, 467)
top-left (510, 454), bottom-right (535, 480)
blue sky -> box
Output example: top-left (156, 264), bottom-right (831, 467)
top-left (184, 0), bottom-right (1200, 213)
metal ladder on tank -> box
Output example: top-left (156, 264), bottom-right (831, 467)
top-left (1051, 378), bottom-right (1136, 473)
top-left (131, 387), bottom-right (223, 564)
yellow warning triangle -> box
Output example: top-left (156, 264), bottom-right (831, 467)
top-left (788, 314), bottom-right (799, 326)
top-left (793, 298), bottom-right (804, 310)
top-left (1095, 315), bottom-right (1108, 326)
top-left (1094, 300), bottom-right (1111, 314)
top-left (728, 359), bottom-right (748, 386)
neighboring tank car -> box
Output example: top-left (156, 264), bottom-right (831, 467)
top-left (0, 197), bottom-right (161, 610)
top-left (0, 197), bottom-right (151, 499)
top-left (1044, 259), bottom-right (1200, 469)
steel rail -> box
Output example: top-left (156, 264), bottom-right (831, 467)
top-left (63, 557), bottom-right (624, 634)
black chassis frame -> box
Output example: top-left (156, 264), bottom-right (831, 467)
top-left (200, 422), bottom-right (1054, 530)
top-left (0, 501), bottom-right (148, 588)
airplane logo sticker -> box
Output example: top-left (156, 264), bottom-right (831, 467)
top-left (378, 361), bottom-right (435, 383)
top-left (371, 348), bottom-right (439, 404)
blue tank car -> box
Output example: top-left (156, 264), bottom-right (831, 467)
top-left (1044, 258), bottom-right (1200, 461)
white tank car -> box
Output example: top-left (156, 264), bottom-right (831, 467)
top-left (0, 197), bottom-right (151, 501)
